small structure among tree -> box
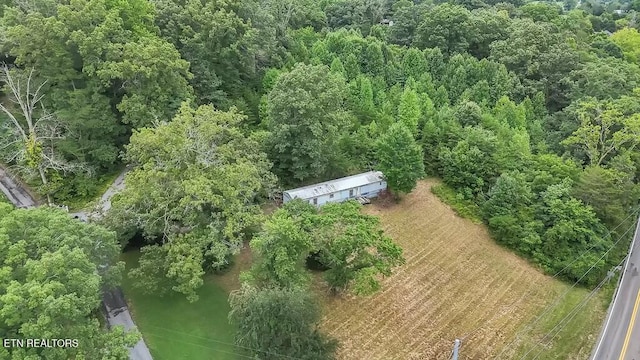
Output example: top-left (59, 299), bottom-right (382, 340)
top-left (282, 171), bottom-right (387, 207)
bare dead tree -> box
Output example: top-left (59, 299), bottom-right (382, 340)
top-left (0, 64), bottom-right (86, 204)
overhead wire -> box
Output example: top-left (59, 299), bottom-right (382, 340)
top-left (143, 332), bottom-right (257, 360)
top-left (464, 207), bottom-right (640, 346)
top-left (144, 324), bottom-right (303, 360)
top-left (492, 209), bottom-right (640, 359)
top-left (520, 252), bottom-right (631, 360)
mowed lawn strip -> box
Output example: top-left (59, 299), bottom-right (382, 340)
top-left (320, 179), bottom-right (606, 360)
top-left (120, 251), bottom-right (239, 360)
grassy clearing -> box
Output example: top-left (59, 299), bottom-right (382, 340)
top-left (320, 179), bottom-right (607, 360)
top-left (120, 251), bottom-right (240, 360)
top-left (430, 183), bottom-right (483, 224)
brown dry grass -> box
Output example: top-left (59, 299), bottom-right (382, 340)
top-left (319, 179), bottom-right (606, 360)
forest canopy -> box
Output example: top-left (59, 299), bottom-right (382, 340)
top-left (1, 0), bottom-right (639, 305)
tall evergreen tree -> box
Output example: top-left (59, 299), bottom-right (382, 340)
top-left (376, 122), bottom-right (425, 194)
top-left (398, 87), bottom-right (421, 136)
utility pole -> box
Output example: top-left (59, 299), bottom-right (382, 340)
top-left (452, 339), bottom-right (461, 360)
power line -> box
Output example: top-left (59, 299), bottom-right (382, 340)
top-left (525, 277), bottom-right (607, 360)
top-left (492, 212), bottom-right (639, 359)
top-left (519, 252), bottom-right (629, 360)
top-left (144, 324), bottom-right (303, 360)
top-left (143, 332), bottom-right (256, 360)
top-left (468, 206), bottom-right (640, 345)
top-left (496, 219), bottom-right (636, 358)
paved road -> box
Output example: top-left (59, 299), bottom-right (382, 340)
top-left (70, 168), bottom-right (128, 221)
top-left (0, 165), bottom-right (151, 360)
top-left (591, 218), bottom-right (640, 360)
top-left (0, 166), bottom-right (37, 208)
top-left (103, 288), bottom-right (153, 360)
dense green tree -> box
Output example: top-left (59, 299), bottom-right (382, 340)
top-left (330, 57), bottom-right (347, 77)
top-left (589, 13), bottom-right (617, 33)
top-left (344, 53), bottom-right (362, 81)
top-left (153, 0), bottom-right (259, 105)
top-left (256, 0), bottom-right (327, 35)
top-left (0, 205), bottom-right (136, 359)
top-left (438, 126), bottom-right (499, 198)
top-left (573, 166), bottom-right (640, 227)
top-left (490, 19), bottom-right (580, 110)
top-left (0, 0), bottom-right (192, 197)
top-left (376, 122), bottom-right (425, 194)
top-left (314, 201), bottom-right (405, 295)
top-left (468, 9), bottom-right (511, 59)
top-left (361, 42), bottom-right (385, 77)
top-left (247, 208), bottom-right (314, 289)
top-left (353, 75), bottom-right (377, 123)
top-left (483, 172), bottom-right (542, 254)
top-left (535, 181), bottom-right (611, 284)
top-left (495, 128), bottom-right (532, 171)
top-left (416, 72), bottom-right (437, 100)
top-left (523, 153), bottom-right (581, 194)
top-left (325, 0), bottom-right (388, 35)
top-left (611, 28), bottom-right (640, 64)
top-left (417, 93), bottom-right (436, 132)
top-left (424, 47), bottom-right (447, 83)
top-left (433, 85), bottom-right (451, 108)
top-left (557, 10), bottom-right (594, 43)
top-left (397, 87), bottom-right (421, 135)
top-left (414, 4), bottom-right (474, 55)
top-left (108, 103), bottom-right (276, 301)
top-left (387, 1), bottom-right (426, 46)
top-left (483, 171), bottom-right (533, 217)
top-left (401, 48), bottom-right (428, 84)
top-left (569, 58), bottom-right (640, 101)
top-left (519, 2), bottom-right (561, 22)
top-left (454, 100), bottom-right (483, 127)
top-left (266, 63), bottom-right (349, 183)
top-left (229, 284), bottom-right (338, 360)
top-left (493, 96), bottom-right (526, 129)
top-left (562, 96), bottom-right (640, 166)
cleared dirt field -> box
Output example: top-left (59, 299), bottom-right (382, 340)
top-left (320, 179), bottom-right (607, 360)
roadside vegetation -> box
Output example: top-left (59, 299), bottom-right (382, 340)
top-left (430, 182), bottom-right (483, 223)
top-left (0, 191), bottom-right (8, 204)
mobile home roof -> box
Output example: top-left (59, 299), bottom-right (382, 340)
top-left (283, 171), bottom-right (384, 200)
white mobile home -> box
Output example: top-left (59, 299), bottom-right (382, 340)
top-left (282, 171), bottom-right (387, 207)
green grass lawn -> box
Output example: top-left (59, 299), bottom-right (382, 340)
top-left (120, 251), bottom-right (239, 360)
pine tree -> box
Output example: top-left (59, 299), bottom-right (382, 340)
top-left (330, 57), bottom-right (346, 77)
top-left (376, 122), bottom-right (425, 194)
top-left (358, 76), bottom-right (376, 123)
top-left (361, 42), bottom-right (385, 77)
top-left (344, 53), bottom-right (361, 81)
top-left (398, 87), bottom-right (421, 136)
top-left (433, 85), bottom-right (450, 108)
top-left (402, 48), bottom-right (428, 83)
